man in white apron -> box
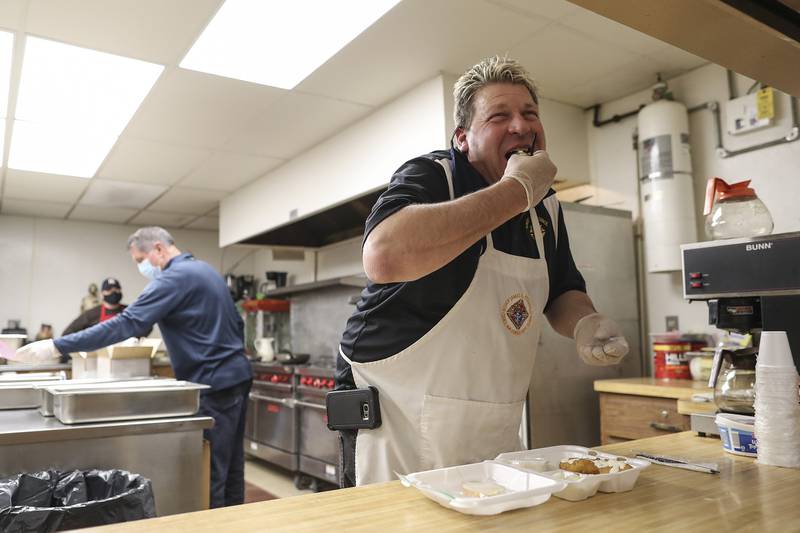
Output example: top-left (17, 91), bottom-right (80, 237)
top-left (336, 56), bottom-right (629, 487)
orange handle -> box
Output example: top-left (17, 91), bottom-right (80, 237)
top-left (704, 177), bottom-right (726, 216)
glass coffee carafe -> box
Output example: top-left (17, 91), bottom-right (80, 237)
top-left (713, 347), bottom-right (757, 414)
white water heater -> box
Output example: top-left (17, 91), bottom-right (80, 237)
top-left (638, 99), bottom-right (698, 272)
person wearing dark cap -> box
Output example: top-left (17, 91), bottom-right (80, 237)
top-left (62, 277), bottom-right (126, 337)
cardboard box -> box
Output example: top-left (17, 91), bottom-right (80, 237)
top-left (88, 339), bottom-right (161, 378)
top-left (72, 351), bottom-right (98, 379)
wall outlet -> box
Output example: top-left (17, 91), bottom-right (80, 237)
top-left (666, 315), bottom-right (679, 332)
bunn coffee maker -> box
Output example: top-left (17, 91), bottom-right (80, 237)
top-left (681, 231), bottom-right (800, 434)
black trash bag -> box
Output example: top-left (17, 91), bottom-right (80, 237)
top-left (0, 469), bottom-right (156, 532)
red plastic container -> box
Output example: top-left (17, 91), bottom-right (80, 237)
top-left (652, 342), bottom-right (692, 379)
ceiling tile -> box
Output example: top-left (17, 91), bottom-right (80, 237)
top-left (79, 179), bottom-right (167, 209)
top-left (25, 0), bottom-right (223, 64)
top-left (225, 91), bottom-right (372, 159)
top-left (0, 0), bottom-right (26, 30)
top-left (486, 0), bottom-right (582, 21)
top-left (130, 210), bottom-right (197, 228)
top-left (147, 187), bottom-right (225, 215)
top-left (124, 68), bottom-right (286, 149)
top-left (296, 0), bottom-right (552, 107)
top-left (570, 57), bottom-right (660, 107)
top-left (645, 47), bottom-right (709, 79)
top-left (178, 151), bottom-right (283, 191)
top-left (3, 169), bottom-right (89, 202)
top-left (98, 138), bottom-right (210, 185)
top-left (1, 198), bottom-right (71, 218)
top-left (510, 23), bottom-right (641, 94)
top-left (185, 216), bottom-right (219, 230)
top-left (558, 9), bottom-right (671, 56)
top-left (68, 205), bottom-right (139, 224)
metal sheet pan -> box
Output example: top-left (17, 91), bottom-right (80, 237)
top-left (52, 383), bottom-right (210, 424)
top-left (36, 377), bottom-right (177, 416)
top-left (0, 374), bottom-right (67, 409)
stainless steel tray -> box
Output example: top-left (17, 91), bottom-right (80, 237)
top-left (0, 373), bottom-right (67, 409)
top-left (52, 382), bottom-right (210, 424)
top-left (36, 378), bottom-right (177, 416)
top-left (0, 372), bottom-right (64, 382)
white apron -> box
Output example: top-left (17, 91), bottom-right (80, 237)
top-left (341, 158), bottom-right (550, 485)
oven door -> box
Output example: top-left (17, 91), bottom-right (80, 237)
top-left (252, 390), bottom-right (296, 453)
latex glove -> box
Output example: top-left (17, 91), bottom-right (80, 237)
top-left (12, 339), bottom-right (60, 364)
top-left (501, 150), bottom-right (557, 212)
top-left (574, 313), bottom-right (629, 366)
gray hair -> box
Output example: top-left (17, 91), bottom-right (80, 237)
top-left (453, 55), bottom-right (539, 130)
top-left (127, 226), bottom-right (175, 252)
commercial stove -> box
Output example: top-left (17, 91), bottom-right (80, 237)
top-left (245, 362), bottom-right (298, 470)
top-left (295, 362), bottom-right (339, 489)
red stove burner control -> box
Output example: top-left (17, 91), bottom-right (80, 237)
top-left (257, 372), bottom-right (290, 383)
top-left (300, 376), bottom-right (335, 389)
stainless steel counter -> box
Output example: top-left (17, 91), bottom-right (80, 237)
top-left (0, 362), bottom-right (70, 372)
top-left (0, 359), bottom-right (172, 371)
top-left (0, 409), bottom-right (213, 516)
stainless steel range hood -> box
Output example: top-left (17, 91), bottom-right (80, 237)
top-left (240, 187), bottom-right (385, 248)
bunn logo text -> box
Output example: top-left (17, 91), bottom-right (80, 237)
top-left (745, 242), bottom-right (773, 251)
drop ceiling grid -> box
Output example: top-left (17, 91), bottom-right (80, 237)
top-left (0, 0), bottom-right (709, 229)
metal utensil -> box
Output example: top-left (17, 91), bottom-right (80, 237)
top-left (634, 452), bottom-right (719, 474)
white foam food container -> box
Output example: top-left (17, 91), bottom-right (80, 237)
top-left (400, 460), bottom-right (566, 515)
top-left (496, 445), bottom-right (650, 502)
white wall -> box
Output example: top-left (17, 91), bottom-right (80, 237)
top-left (583, 63), bottom-right (800, 337)
top-left (220, 74), bottom-right (452, 247)
top-left (539, 97), bottom-right (590, 186)
top-left (0, 214), bottom-right (251, 337)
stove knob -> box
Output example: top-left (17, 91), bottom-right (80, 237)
top-left (313, 378), bottom-right (321, 388)
top-left (327, 379), bottom-right (335, 388)
top-left (270, 375), bottom-right (278, 383)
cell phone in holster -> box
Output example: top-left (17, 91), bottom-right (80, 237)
top-left (325, 386), bottom-right (382, 430)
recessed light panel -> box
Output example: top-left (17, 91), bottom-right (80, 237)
top-left (180, 0), bottom-right (400, 89)
top-left (9, 37), bottom-right (163, 178)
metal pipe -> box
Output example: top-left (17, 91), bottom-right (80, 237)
top-left (688, 98), bottom-right (799, 158)
top-left (727, 69), bottom-right (738, 100)
top-left (631, 132), bottom-right (651, 376)
top-left (592, 103), bottom-right (645, 127)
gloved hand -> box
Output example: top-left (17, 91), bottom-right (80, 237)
top-left (502, 150), bottom-right (557, 212)
top-left (12, 339), bottom-right (61, 364)
top-left (574, 313), bottom-right (629, 366)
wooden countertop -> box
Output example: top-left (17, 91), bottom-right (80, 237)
top-left (85, 432), bottom-right (799, 532)
top-left (594, 377), bottom-right (711, 399)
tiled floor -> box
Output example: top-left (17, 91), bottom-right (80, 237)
top-left (244, 458), bottom-right (313, 499)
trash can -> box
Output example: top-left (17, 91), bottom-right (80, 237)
top-left (0, 469), bottom-right (156, 532)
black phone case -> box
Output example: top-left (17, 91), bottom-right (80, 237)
top-left (325, 387), bottom-right (382, 430)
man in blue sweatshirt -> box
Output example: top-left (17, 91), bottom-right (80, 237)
top-left (16, 226), bottom-right (253, 508)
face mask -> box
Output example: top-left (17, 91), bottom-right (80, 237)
top-left (137, 258), bottom-right (161, 281)
top-left (103, 292), bottom-right (122, 305)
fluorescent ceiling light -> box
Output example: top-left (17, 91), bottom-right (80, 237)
top-left (180, 0), bottom-right (401, 89)
top-left (0, 31), bottom-right (15, 157)
top-left (0, 31), bottom-right (13, 118)
top-left (9, 37), bottom-right (163, 178)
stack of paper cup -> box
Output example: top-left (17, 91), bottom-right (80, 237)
top-left (754, 331), bottom-right (800, 468)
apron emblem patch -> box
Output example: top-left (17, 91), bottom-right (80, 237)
top-left (523, 214), bottom-right (548, 241)
top-left (501, 293), bottom-right (532, 335)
